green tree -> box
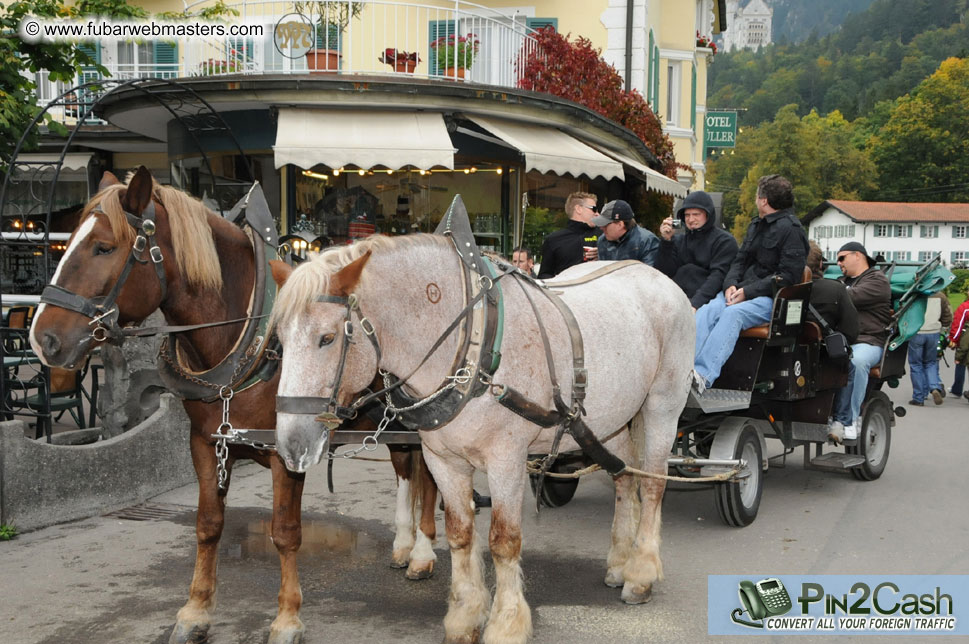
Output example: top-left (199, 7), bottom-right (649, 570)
top-left (868, 57), bottom-right (969, 202)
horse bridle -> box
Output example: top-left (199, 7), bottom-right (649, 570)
top-left (274, 292), bottom-right (383, 429)
top-left (39, 200), bottom-right (168, 344)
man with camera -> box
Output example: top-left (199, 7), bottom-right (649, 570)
top-left (655, 190), bottom-right (738, 311)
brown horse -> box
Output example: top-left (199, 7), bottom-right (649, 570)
top-left (28, 166), bottom-right (439, 644)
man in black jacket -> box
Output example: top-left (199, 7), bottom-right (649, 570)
top-left (537, 192), bottom-right (600, 279)
top-left (692, 175), bottom-right (809, 392)
top-left (655, 190), bottom-right (738, 310)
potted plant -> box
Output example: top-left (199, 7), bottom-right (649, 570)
top-left (430, 33), bottom-right (480, 79)
top-left (379, 48), bottom-right (420, 73)
top-left (297, 1), bottom-right (366, 72)
top-left (696, 31), bottom-right (718, 54)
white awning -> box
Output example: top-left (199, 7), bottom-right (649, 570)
top-left (14, 153), bottom-right (93, 171)
top-left (273, 109), bottom-right (455, 170)
top-left (466, 115), bottom-right (624, 181)
top-left (587, 145), bottom-right (687, 198)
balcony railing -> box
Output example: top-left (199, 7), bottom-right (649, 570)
top-left (33, 0), bottom-right (543, 123)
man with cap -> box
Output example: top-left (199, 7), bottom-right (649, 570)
top-left (537, 192), bottom-right (600, 279)
top-left (655, 191), bottom-right (739, 310)
top-left (828, 241), bottom-right (893, 443)
top-left (592, 199), bottom-right (660, 265)
top-left (692, 174), bottom-right (808, 393)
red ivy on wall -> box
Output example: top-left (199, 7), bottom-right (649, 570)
top-left (517, 28), bottom-right (680, 179)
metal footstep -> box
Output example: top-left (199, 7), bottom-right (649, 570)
top-left (809, 453), bottom-right (865, 471)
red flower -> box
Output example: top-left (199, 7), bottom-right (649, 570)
top-left (379, 48), bottom-right (420, 65)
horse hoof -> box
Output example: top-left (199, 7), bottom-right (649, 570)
top-left (169, 622), bottom-right (210, 644)
top-left (391, 548), bottom-right (411, 568)
top-left (442, 627), bottom-right (480, 644)
top-left (603, 569), bottom-right (624, 588)
top-left (620, 583), bottom-right (652, 605)
top-left (390, 559), bottom-right (409, 569)
top-left (406, 561), bottom-right (434, 580)
top-left (268, 620), bottom-right (305, 644)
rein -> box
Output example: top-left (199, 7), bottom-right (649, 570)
top-left (40, 201), bottom-right (167, 345)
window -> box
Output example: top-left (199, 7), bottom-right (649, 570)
top-left (889, 251), bottom-right (910, 261)
top-left (874, 224), bottom-right (888, 237)
top-left (893, 224), bottom-right (912, 238)
top-left (952, 251), bottom-right (969, 266)
top-left (835, 224), bottom-right (856, 237)
top-left (666, 63), bottom-right (680, 125)
top-left (920, 225), bottom-right (939, 238)
top-left (953, 226), bottom-right (967, 239)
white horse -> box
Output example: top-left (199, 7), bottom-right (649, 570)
top-left (269, 233), bottom-right (694, 644)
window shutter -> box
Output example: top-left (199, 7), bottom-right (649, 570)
top-left (428, 20), bottom-right (455, 76)
top-left (652, 45), bottom-right (660, 111)
top-left (153, 41), bottom-right (178, 78)
top-left (526, 18), bottom-right (558, 32)
top-left (690, 64), bottom-right (697, 130)
top-left (647, 31), bottom-right (654, 104)
top-left (315, 24), bottom-right (342, 51)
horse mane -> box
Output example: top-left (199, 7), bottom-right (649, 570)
top-left (81, 178), bottom-right (223, 291)
top-left (270, 233), bottom-right (451, 331)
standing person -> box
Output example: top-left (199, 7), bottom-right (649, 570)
top-left (828, 242), bottom-right (893, 442)
top-left (511, 246), bottom-right (536, 278)
top-left (537, 192), bottom-right (600, 279)
top-left (591, 199), bottom-right (660, 265)
top-left (655, 191), bottom-right (738, 310)
top-left (948, 284), bottom-right (969, 400)
top-left (692, 175), bottom-right (808, 392)
top-left (907, 292), bottom-right (952, 406)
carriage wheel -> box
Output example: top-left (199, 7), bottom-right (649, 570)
top-left (529, 461), bottom-right (580, 508)
top-left (714, 424), bottom-right (763, 527)
top-left (847, 393), bottom-right (892, 481)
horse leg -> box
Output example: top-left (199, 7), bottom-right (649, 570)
top-left (605, 425), bottom-right (640, 588)
top-left (406, 448), bottom-right (438, 580)
top-left (423, 451), bottom-right (489, 644)
top-left (620, 405), bottom-right (678, 605)
top-left (170, 431), bottom-right (230, 644)
top-left (482, 459), bottom-right (532, 644)
top-left (267, 455), bottom-right (306, 644)
top-left (388, 446), bottom-right (417, 569)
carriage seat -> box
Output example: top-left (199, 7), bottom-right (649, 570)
top-left (739, 266), bottom-right (815, 340)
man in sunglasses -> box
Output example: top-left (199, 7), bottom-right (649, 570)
top-left (537, 192), bottom-right (601, 279)
top-left (828, 241), bottom-right (892, 443)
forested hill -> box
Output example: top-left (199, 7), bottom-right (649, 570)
top-left (771, 0), bottom-right (876, 44)
top-left (709, 0), bottom-right (969, 125)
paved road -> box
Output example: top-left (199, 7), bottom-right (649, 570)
top-left (1, 363), bottom-right (967, 644)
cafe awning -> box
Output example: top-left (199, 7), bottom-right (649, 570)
top-left (14, 153), bottom-right (93, 172)
top-left (466, 115), bottom-right (624, 181)
top-left (587, 145), bottom-right (687, 198)
top-left (273, 109), bottom-right (455, 170)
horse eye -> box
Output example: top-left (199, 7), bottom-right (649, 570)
top-left (94, 243), bottom-right (115, 256)
top-left (319, 333), bottom-right (336, 347)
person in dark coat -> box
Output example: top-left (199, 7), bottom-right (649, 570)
top-left (692, 175), bottom-right (809, 392)
top-left (537, 192), bottom-right (600, 279)
top-left (591, 199), bottom-right (659, 265)
top-left (655, 190), bottom-right (738, 310)
top-left (805, 241), bottom-right (859, 343)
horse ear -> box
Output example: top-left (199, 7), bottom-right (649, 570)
top-left (121, 166), bottom-right (154, 216)
top-left (98, 171), bottom-right (120, 191)
top-left (330, 251), bottom-right (372, 296)
top-left (270, 260), bottom-right (293, 287)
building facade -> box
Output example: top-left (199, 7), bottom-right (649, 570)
top-left (722, 0), bottom-right (772, 52)
top-left (804, 200), bottom-right (969, 268)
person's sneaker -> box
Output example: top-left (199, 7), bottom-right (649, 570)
top-left (827, 420), bottom-right (845, 444)
top-left (843, 423), bottom-right (858, 440)
top-left (908, 399), bottom-right (924, 406)
top-left (939, 389), bottom-right (947, 398)
top-left (931, 389), bottom-right (944, 405)
top-left (691, 369), bottom-right (707, 395)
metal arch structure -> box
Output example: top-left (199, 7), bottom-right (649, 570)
top-left (0, 76), bottom-right (254, 440)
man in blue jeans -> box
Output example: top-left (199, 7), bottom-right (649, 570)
top-left (907, 292), bottom-right (951, 406)
top-left (693, 175), bottom-right (808, 392)
top-left (827, 242), bottom-right (893, 443)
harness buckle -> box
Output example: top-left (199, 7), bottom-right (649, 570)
top-left (316, 411), bottom-right (342, 430)
top-left (478, 274), bottom-right (493, 291)
top-left (347, 293), bottom-right (359, 310)
top-left (133, 235), bottom-right (147, 253)
top-left (91, 326), bottom-right (109, 342)
top-left (360, 317), bottom-right (376, 336)
top-left (447, 367), bottom-right (473, 385)
top-left (344, 320), bottom-right (354, 338)
top-left (150, 246), bottom-right (164, 264)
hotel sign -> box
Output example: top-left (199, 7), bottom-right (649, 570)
top-left (704, 111), bottom-right (738, 148)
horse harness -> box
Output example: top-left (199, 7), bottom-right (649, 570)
top-left (273, 197), bottom-right (632, 493)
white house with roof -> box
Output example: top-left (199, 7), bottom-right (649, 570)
top-left (803, 200), bottom-right (969, 268)
top-left (722, 0), bottom-right (772, 52)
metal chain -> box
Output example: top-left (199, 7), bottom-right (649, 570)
top-left (159, 334), bottom-right (261, 392)
top-left (213, 386), bottom-right (234, 490)
top-left (380, 369), bottom-right (463, 414)
top-left (524, 458), bottom-right (745, 483)
top-left (330, 405), bottom-right (398, 459)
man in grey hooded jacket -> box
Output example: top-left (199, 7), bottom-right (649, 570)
top-left (655, 191), bottom-right (738, 310)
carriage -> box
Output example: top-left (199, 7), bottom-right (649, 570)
top-left (532, 257), bottom-right (954, 528)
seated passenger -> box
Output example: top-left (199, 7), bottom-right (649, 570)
top-left (805, 241), bottom-right (859, 343)
top-left (829, 242), bottom-right (893, 441)
top-left (692, 175), bottom-right (808, 392)
top-left (655, 190), bottom-right (739, 311)
top-left (591, 200), bottom-right (660, 265)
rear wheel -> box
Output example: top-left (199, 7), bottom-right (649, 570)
top-left (847, 393), bottom-right (892, 481)
top-left (714, 424), bottom-right (763, 527)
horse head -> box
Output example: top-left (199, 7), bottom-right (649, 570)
top-left (271, 248), bottom-right (379, 472)
top-left (29, 166), bottom-right (206, 369)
